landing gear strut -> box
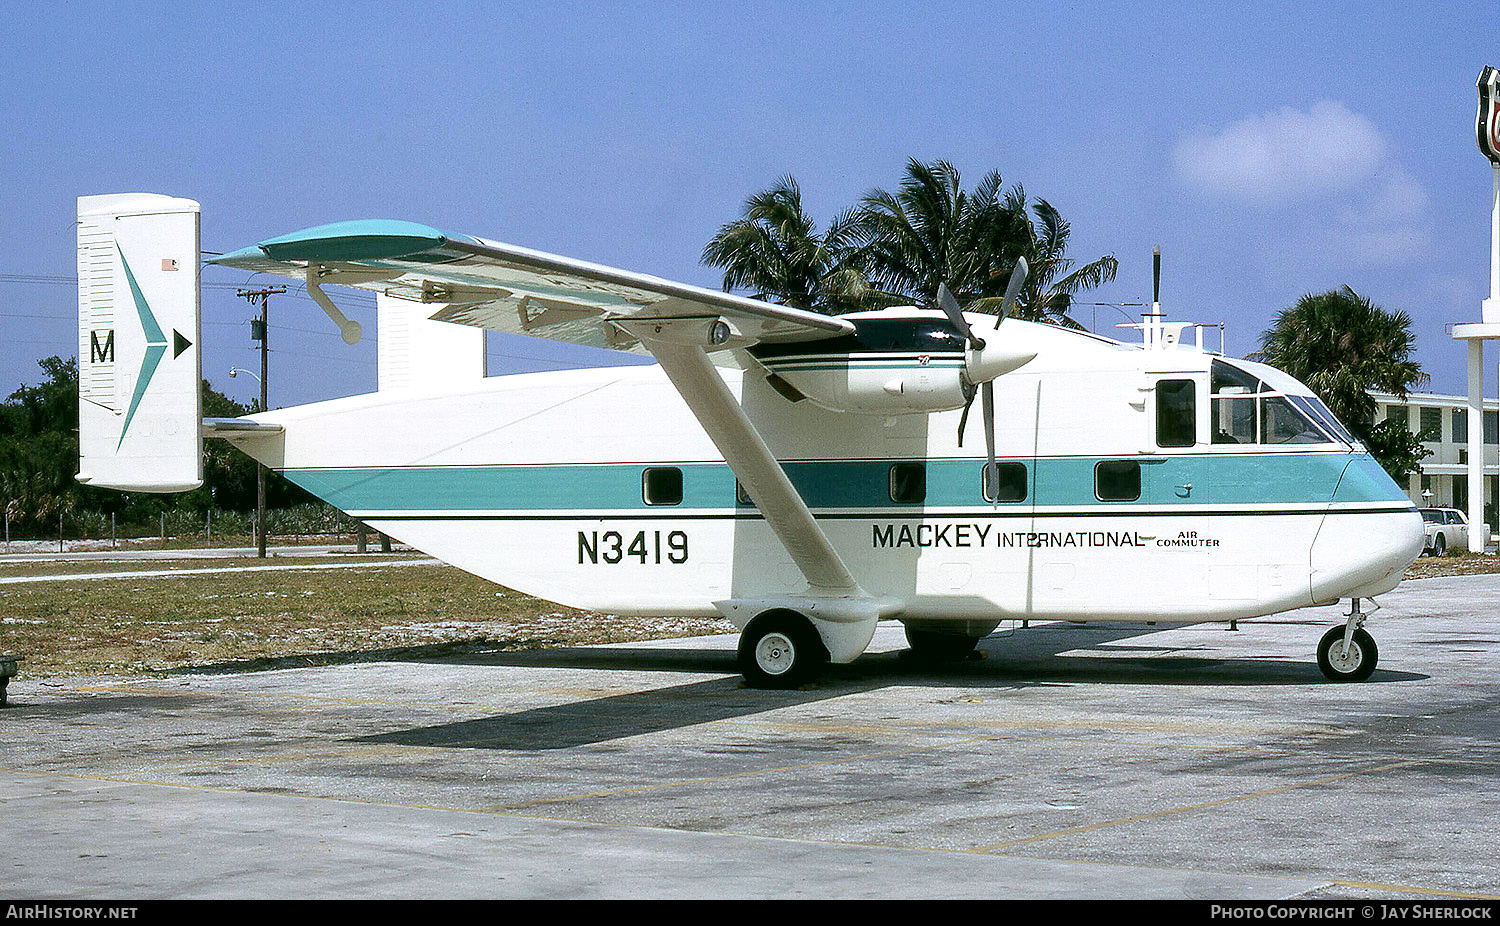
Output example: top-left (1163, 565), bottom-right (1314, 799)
top-left (1317, 599), bottom-right (1379, 682)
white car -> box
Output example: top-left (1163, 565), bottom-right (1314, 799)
top-left (1419, 508), bottom-right (1470, 557)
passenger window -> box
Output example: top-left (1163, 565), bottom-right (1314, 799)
top-left (1156, 379), bottom-right (1196, 447)
top-left (1095, 460), bottom-right (1141, 502)
top-left (889, 463), bottom-right (926, 504)
top-left (982, 462), bottom-right (1028, 503)
top-left (642, 467), bottom-right (683, 506)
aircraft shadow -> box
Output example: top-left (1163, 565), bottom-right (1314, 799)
top-left (354, 623), bottom-right (1427, 752)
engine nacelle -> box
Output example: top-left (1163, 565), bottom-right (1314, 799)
top-left (748, 308), bottom-right (1033, 415)
top-left (750, 311), bottom-right (969, 414)
top-left (761, 354), bottom-right (969, 414)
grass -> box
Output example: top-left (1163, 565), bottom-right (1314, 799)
top-left (0, 553), bottom-right (420, 579)
top-left (0, 558), bottom-right (732, 678)
top-left (1401, 551), bottom-right (1500, 578)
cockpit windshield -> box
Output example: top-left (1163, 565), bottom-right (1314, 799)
top-left (1288, 394), bottom-right (1359, 444)
top-left (1210, 360), bottom-right (1347, 446)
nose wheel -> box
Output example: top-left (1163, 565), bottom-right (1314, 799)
top-left (1317, 599), bottom-right (1379, 682)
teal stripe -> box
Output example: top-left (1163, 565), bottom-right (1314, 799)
top-left (284, 452), bottom-right (1407, 513)
top-left (117, 246), bottom-right (168, 449)
top-left (1331, 453), bottom-right (1406, 504)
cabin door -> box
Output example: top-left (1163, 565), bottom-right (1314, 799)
top-left (1149, 373), bottom-right (1221, 612)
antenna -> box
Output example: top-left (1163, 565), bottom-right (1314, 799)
top-left (1153, 245), bottom-right (1162, 309)
top-left (1143, 245), bottom-right (1164, 348)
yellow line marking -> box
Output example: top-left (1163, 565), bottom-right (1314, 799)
top-left (3, 766), bottom-right (496, 816)
top-left (1328, 880), bottom-right (1500, 900)
top-left (158, 743), bottom-right (416, 774)
top-left (7, 766), bottom-right (1496, 900)
top-left (481, 733), bottom-right (1019, 811)
top-left (71, 683), bottom-right (474, 710)
top-left (971, 760), bottom-right (1425, 852)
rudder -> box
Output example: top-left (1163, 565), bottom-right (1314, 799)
top-left (76, 193), bottom-right (203, 492)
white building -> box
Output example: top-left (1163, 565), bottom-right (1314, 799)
top-left (1372, 391), bottom-right (1500, 530)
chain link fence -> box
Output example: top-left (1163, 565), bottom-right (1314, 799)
top-left (2, 504), bottom-right (370, 552)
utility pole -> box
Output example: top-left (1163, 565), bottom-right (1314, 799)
top-left (237, 285), bottom-right (284, 558)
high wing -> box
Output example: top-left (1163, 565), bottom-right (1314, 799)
top-left (209, 220), bottom-right (854, 357)
top-left (211, 217), bottom-right (890, 631)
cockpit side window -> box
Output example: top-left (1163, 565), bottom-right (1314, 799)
top-left (1211, 361), bottom-right (1259, 444)
top-left (1212, 396), bottom-right (1257, 444)
top-left (1211, 360), bottom-right (1261, 396)
top-left (1210, 360), bottom-right (1334, 446)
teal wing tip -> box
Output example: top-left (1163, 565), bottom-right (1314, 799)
top-left (206, 244), bottom-right (267, 268)
top-left (208, 219), bottom-right (472, 268)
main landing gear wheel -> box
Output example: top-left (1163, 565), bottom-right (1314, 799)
top-left (904, 627), bottom-right (982, 663)
top-left (1317, 625), bottom-right (1378, 682)
top-left (737, 611), bottom-right (828, 689)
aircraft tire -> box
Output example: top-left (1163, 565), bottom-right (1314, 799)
top-left (738, 611), bottom-right (827, 689)
top-left (1317, 626), bottom-right (1378, 682)
top-left (903, 627), bottom-right (982, 662)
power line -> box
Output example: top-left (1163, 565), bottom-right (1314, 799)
top-left (0, 273), bottom-right (378, 308)
top-left (236, 285), bottom-right (281, 559)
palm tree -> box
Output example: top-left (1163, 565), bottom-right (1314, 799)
top-left (843, 159), bottom-right (1028, 313)
top-left (1009, 199), bottom-right (1119, 330)
top-left (846, 160), bottom-right (1118, 327)
top-left (700, 176), bottom-right (871, 314)
top-left (1250, 286), bottom-right (1427, 436)
top-left (703, 160), bottom-right (1119, 325)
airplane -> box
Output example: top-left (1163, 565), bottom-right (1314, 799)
top-left (74, 193), bottom-right (1426, 688)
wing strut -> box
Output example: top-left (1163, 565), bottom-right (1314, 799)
top-left (617, 317), bottom-right (859, 597)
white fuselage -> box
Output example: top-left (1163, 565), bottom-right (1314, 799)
top-left (231, 318), bottom-right (1425, 627)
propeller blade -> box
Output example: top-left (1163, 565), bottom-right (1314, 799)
top-left (982, 380), bottom-right (996, 505)
top-left (938, 282), bottom-right (981, 348)
top-left (957, 387), bottom-right (975, 447)
top-left (994, 257), bottom-right (1030, 329)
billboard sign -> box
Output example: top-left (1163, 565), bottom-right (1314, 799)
top-left (1479, 66), bottom-right (1500, 165)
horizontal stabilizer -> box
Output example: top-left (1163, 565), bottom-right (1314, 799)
top-left (201, 417), bottom-right (284, 436)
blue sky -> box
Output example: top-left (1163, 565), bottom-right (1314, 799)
top-left (2, 0), bottom-right (1498, 408)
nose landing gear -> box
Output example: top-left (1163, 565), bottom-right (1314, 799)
top-left (1317, 598), bottom-right (1379, 682)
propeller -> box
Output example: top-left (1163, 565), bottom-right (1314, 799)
top-left (942, 258), bottom-right (1030, 503)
